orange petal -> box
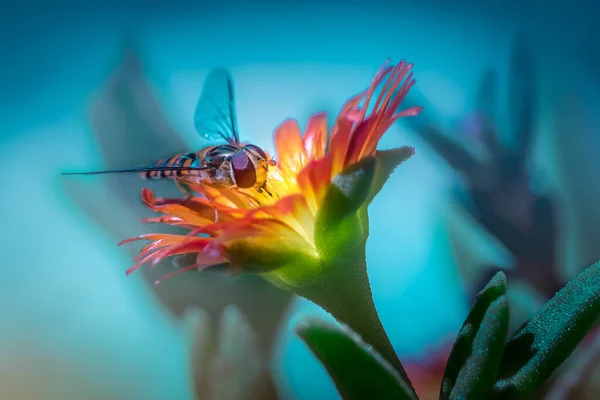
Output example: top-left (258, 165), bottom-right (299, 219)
top-left (274, 119), bottom-right (308, 177)
top-left (252, 194), bottom-right (315, 245)
top-left (135, 234), bottom-right (194, 261)
top-left (357, 62), bottom-right (417, 158)
top-left (118, 233), bottom-right (190, 262)
top-left (359, 60), bottom-right (394, 122)
top-left (185, 183), bottom-right (247, 210)
top-left (126, 252), bottom-right (160, 276)
top-left (394, 105), bottom-right (423, 119)
top-left (150, 237), bottom-right (212, 266)
top-left (329, 92), bottom-right (364, 176)
top-left (302, 112), bottom-right (328, 160)
top-left (344, 62), bottom-right (420, 164)
top-left (142, 216), bottom-right (194, 228)
top-left (296, 167), bottom-right (318, 215)
top-left (280, 195), bottom-right (316, 246)
top-left (372, 62), bottom-right (410, 114)
top-left (344, 115), bottom-right (377, 166)
top-left (297, 155), bottom-right (333, 213)
top-left (160, 193), bottom-right (238, 221)
top-left (141, 188), bottom-right (214, 226)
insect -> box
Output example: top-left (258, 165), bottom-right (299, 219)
top-left (63, 68), bottom-right (276, 194)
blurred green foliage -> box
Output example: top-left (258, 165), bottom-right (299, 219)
top-left (298, 261), bottom-right (600, 400)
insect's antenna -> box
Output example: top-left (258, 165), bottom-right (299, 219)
top-left (62, 165), bottom-right (209, 176)
top-left (267, 154), bottom-right (277, 166)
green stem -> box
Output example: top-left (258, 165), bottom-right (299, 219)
top-left (294, 250), bottom-right (417, 397)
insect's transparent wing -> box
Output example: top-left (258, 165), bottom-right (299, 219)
top-left (194, 68), bottom-right (240, 145)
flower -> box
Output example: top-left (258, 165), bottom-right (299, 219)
top-left (120, 60), bottom-right (422, 287)
top-left (121, 59), bottom-right (423, 392)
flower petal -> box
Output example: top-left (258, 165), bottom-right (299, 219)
top-left (346, 62), bottom-right (419, 164)
top-left (267, 194), bottom-right (316, 247)
top-left (329, 92), bottom-right (364, 176)
top-left (134, 234), bottom-right (194, 261)
top-left (343, 115), bottom-right (378, 166)
top-left (150, 236), bottom-right (214, 266)
top-left (274, 119), bottom-right (307, 177)
top-left (358, 60), bottom-right (394, 122)
top-left (125, 235), bottom-right (213, 274)
top-left (303, 112), bottom-right (328, 160)
top-left (141, 188), bottom-right (215, 225)
top-left (190, 183), bottom-right (251, 210)
top-left (297, 154), bottom-right (334, 214)
top-left (296, 167), bottom-right (318, 215)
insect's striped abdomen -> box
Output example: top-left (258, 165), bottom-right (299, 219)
top-left (142, 152), bottom-right (201, 180)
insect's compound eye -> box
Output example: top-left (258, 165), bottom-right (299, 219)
top-left (244, 144), bottom-right (268, 160)
top-left (231, 151), bottom-right (257, 189)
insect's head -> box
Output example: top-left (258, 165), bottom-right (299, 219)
top-left (230, 144), bottom-right (276, 189)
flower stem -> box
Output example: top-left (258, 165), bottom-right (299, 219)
top-left (295, 250), bottom-right (416, 396)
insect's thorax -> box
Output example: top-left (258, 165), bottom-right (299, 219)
top-left (189, 144), bottom-right (241, 188)
top-left (200, 144), bottom-right (240, 165)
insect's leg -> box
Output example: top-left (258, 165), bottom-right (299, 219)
top-left (262, 184), bottom-right (273, 198)
top-left (176, 179), bottom-right (219, 222)
top-left (174, 180), bottom-right (195, 205)
top-left (235, 188), bottom-right (261, 208)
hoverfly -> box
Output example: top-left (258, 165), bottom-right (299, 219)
top-left (64, 68), bottom-right (276, 194)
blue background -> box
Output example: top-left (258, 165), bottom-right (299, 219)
top-left (1, 1), bottom-right (599, 399)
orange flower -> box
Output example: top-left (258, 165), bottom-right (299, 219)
top-left (121, 60), bottom-right (422, 286)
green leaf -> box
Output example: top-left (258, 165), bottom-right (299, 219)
top-left (450, 296), bottom-right (509, 399)
top-left (296, 318), bottom-right (417, 400)
top-left (493, 260), bottom-right (600, 399)
top-left (441, 271), bottom-right (507, 399)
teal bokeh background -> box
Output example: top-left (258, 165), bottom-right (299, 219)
top-left (2, 1), bottom-right (599, 399)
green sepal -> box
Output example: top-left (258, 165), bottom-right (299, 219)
top-left (296, 318), bottom-right (418, 400)
top-left (313, 156), bottom-right (376, 262)
top-left (226, 238), bottom-right (320, 278)
top-left (314, 146), bottom-right (414, 262)
top-left (441, 271), bottom-right (507, 399)
top-left (492, 260), bottom-right (600, 399)
top-left (324, 156), bottom-right (377, 222)
top-left (366, 146), bottom-right (415, 206)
